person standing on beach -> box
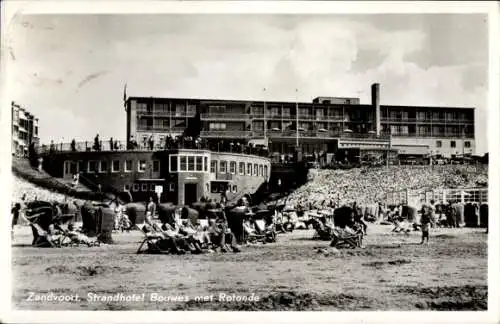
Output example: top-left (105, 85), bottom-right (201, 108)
top-left (420, 200), bottom-right (432, 245)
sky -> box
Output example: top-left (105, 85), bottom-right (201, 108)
top-left (4, 13), bottom-right (489, 153)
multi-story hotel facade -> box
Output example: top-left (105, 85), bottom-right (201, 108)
top-left (125, 84), bottom-right (476, 160)
top-left (11, 101), bottom-right (40, 157)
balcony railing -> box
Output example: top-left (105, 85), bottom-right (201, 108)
top-left (137, 125), bottom-right (187, 132)
top-left (35, 138), bottom-right (271, 158)
top-left (136, 109), bottom-right (196, 118)
top-left (252, 130), bottom-right (390, 140)
top-left (381, 118), bottom-right (474, 124)
top-left (200, 113), bottom-right (251, 120)
top-left (200, 130), bottom-right (253, 138)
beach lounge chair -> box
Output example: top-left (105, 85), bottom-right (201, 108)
top-left (30, 223), bottom-right (62, 248)
top-left (329, 227), bottom-right (363, 249)
top-left (136, 225), bottom-right (179, 254)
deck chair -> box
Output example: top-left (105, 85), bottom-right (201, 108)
top-left (30, 223), bottom-right (62, 248)
top-left (329, 227), bottom-right (363, 249)
top-left (254, 219), bottom-right (277, 243)
top-left (136, 226), bottom-right (171, 254)
top-left (243, 223), bottom-right (267, 243)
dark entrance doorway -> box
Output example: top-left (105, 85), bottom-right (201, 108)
top-left (184, 183), bottom-right (198, 206)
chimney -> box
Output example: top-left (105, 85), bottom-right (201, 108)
top-left (371, 83), bottom-right (381, 136)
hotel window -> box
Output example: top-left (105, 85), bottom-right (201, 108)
top-left (220, 161), bottom-right (227, 173)
top-left (264, 165), bottom-right (268, 178)
top-left (270, 121), bottom-right (280, 130)
top-left (436, 140), bottom-right (442, 148)
top-left (253, 121), bottom-right (264, 131)
top-left (170, 156), bottom-right (178, 172)
top-left (271, 107), bottom-right (279, 116)
top-left (247, 163), bottom-right (252, 175)
top-left (88, 161), bottom-right (97, 173)
top-left (254, 164), bottom-right (258, 176)
top-left (259, 165), bottom-right (263, 177)
top-left (125, 160), bottom-right (132, 172)
top-left (230, 161), bottom-right (236, 174)
top-left (133, 184), bottom-right (140, 192)
top-left (180, 156), bottom-right (187, 171)
top-left (196, 156), bottom-right (203, 171)
top-left (253, 106), bottom-right (263, 115)
top-left (124, 184), bottom-right (130, 191)
top-left (209, 123), bottom-right (227, 130)
top-left (204, 157), bottom-right (208, 172)
top-left (451, 141), bottom-right (456, 148)
top-left (239, 162), bottom-right (245, 175)
top-left (175, 104), bottom-right (184, 116)
top-left (464, 141), bottom-right (471, 148)
top-left (299, 122), bottom-right (311, 130)
top-left (99, 161), bottom-right (108, 173)
top-left (417, 111), bottom-right (426, 121)
top-left (138, 160), bottom-right (146, 172)
top-left (187, 104), bottom-right (197, 115)
top-left (141, 184), bottom-right (148, 192)
top-left (299, 108), bottom-right (309, 118)
top-left (283, 108), bottom-right (291, 117)
top-left (210, 160), bottom-right (217, 173)
top-left (187, 156), bottom-right (195, 171)
top-left (111, 160), bottom-right (120, 173)
top-left (153, 160), bottom-right (160, 172)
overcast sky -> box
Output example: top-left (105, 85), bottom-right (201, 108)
top-left (5, 14), bottom-right (489, 153)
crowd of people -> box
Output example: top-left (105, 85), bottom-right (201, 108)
top-left (275, 165), bottom-right (488, 208)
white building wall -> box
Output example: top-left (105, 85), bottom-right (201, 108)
top-left (391, 137), bottom-right (475, 157)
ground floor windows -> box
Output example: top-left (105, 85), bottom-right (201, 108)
top-left (112, 160), bottom-right (120, 172)
top-left (125, 160), bottom-right (132, 172)
top-left (211, 181), bottom-right (228, 193)
top-left (153, 160), bottom-right (160, 172)
top-left (138, 160), bottom-right (147, 172)
top-left (220, 161), bottom-right (227, 173)
top-left (172, 154), bottom-right (209, 173)
top-left (99, 161), bottom-right (108, 173)
top-left (88, 161), bottom-right (98, 173)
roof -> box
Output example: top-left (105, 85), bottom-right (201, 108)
top-left (126, 96), bottom-right (476, 110)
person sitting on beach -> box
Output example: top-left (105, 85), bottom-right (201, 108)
top-left (46, 223), bottom-right (63, 245)
top-left (178, 220), bottom-right (204, 254)
top-left (66, 223), bottom-right (95, 246)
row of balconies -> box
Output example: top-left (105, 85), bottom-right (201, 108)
top-left (135, 110), bottom-right (474, 125)
top-left (381, 118), bottom-right (474, 124)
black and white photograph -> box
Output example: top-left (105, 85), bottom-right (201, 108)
top-left (1, 1), bottom-right (499, 323)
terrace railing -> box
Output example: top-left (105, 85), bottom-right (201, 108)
top-left (36, 138), bottom-right (271, 158)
